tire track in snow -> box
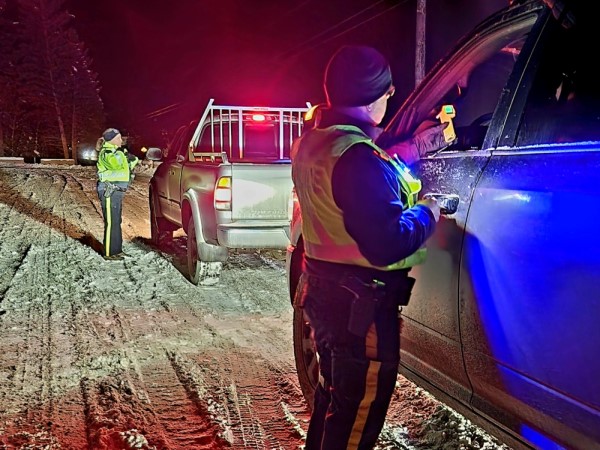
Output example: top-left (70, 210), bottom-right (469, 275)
top-left (194, 349), bottom-right (307, 449)
top-left (0, 235), bottom-right (89, 448)
top-left (0, 170), bottom-right (96, 447)
top-left (67, 253), bottom-right (232, 449)
top-left (0, 166), bottom-right (309, 449)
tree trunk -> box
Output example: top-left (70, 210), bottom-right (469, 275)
top-left (52, 98), bottom-right (70, 159)
top-left (71, 101), bottom-right (78, 164)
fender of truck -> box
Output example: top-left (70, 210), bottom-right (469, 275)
top-left (182, 188), bottom-right (228, 262)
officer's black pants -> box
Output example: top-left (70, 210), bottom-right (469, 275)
top-left (299, 273), bottom-right (404, 450)
top-left (98, 184), bottom-right (125, 257)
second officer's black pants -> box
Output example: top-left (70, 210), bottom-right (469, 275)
top-left (98, 183), bottom-right (125, 257)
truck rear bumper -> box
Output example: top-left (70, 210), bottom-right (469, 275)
top-left (217, 225), bottom-right (290, 249)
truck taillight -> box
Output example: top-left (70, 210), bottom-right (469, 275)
top-left (252, 114), bottom-right (266, 122)
top-left (215, 176), bottom-right (232, 211)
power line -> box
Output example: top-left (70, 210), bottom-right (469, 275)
top-left (276, 0), bottom-right (386, 60)
top-left (144, 102), bottom-right (182, 120)
top-left (276, 0), bottom-right (406, 62)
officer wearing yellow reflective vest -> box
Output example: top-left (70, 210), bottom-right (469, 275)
top-left (291, 45), bottom-right (446, 449)
top-left (96, 128), bottom-right (139, 261)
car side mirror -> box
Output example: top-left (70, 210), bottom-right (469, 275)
top-left (146, 147), bottom-right (163, 161)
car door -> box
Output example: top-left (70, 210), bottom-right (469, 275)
top-left (166, 121), bottom-right (197, 224)
top-left (160, 121), bottom-right (195, 223)
top-left (385, 3), bottom-right (542, 413)
top-left (460, 8), bottom-right (600, 449)
top-left (151, 129), bottom-right (184, 220)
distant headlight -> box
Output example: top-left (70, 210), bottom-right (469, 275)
top-left (77, 145), bottom-right (98, 165)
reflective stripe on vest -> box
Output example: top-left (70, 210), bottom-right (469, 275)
top-left (291, 125), bottom-right (426, 270)
top-left (97, 143), bottom-right (131, 183)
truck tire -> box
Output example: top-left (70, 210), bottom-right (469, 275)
top-left (290, 238), bottom-right (317, 410)
top-left (149, 191), bottom-right (172, 247)
top-left (293, 305), bottom-right (318, 411)
top-left (186, 217), bottom-right (222, 286)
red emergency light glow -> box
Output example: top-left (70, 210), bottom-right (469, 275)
top-left (252, 114), bottom-right (266, 122)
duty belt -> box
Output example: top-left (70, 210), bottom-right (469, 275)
top-left (303, 271), bottom-right (415, 306)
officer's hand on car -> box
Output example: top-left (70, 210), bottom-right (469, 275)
top-left (417, 196), bottom-right (441, 222)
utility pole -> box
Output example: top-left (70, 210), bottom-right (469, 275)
top-left (415, 0), bottom-right (426, 88)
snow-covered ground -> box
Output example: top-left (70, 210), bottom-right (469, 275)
top-left (0, 162), bottom-right (510, 449)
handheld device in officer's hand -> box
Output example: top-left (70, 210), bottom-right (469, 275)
top-left (436, 104), bottom-right (456, 143)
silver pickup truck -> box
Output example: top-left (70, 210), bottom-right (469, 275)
top-left (147, 99), bottom-right (310, 285)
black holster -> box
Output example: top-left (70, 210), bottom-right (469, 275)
top-left (103, 182), bottom-right (126, 198)
top-left (396, 276), bottom-right (416, 306)
top-left (342, 276), bottom-right (386, 337)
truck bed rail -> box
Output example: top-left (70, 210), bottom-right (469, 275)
top-left (190, 98), bottom-right (311, 162)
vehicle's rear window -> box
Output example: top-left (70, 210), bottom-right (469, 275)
top-left (196, 118), bottom-right (301, 162)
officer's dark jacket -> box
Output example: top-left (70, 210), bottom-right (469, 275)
top-left (297, 108), bottom-right (435, 282)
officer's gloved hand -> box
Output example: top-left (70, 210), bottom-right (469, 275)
top-left (417, 197), bottom-right (441, 222)
top-left (412, 123), bottom-right (450, 156)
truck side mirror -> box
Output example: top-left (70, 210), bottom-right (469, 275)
top-left (146, 147), bottom-right (163, 161)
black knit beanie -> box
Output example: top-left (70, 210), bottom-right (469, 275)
top-left (102, 128), bottom-right (120, 141)
top-left (324, 45), bottom-right (393, 107)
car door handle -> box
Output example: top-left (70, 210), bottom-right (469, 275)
top-left (423, 193), bottom-right (459, 215)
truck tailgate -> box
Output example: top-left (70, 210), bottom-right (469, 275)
top-left (230, 163), bottom-right (292, 221)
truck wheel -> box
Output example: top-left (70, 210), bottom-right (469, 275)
top-left (186, 218), bottom-right (222, 286)
top-left (293, 305), bottom-right (318, 411)
top-left (149, 192), bottom-right (172, 247)
top-left (290, 238), bottom-right (317, 411)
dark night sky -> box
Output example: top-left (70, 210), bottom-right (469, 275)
top-left (66, 0), bottom-right (506, 146)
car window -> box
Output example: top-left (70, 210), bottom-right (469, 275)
top-left (165, 121), bottom-right (196, 161)
top-left (385, 13), bottom-right (538, 153)
top-left (197, 122), bottom-right (230, 155)
top-left (437, 47), bottom-right (519, 151)
top-left (177, 122), bottom-right (196, 160)
top-left (516, 12), bottom-right (600, 145)
top-left (164, 125), bottom-right (186, 161)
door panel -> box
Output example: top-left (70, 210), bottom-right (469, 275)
top-left (165, 122), bottom-right (196, 224)
top-left (461, 148), bottom-right (600, 448)
top-left (395, 7), bottom-right (535, 408)
top-left (401, 151), bottom-right (490, 404)
top-left (166, 156), bottom-right (184, 223)
top-left (151, 163), bottom-right (170, 218)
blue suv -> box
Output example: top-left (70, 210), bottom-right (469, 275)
top-left (286, 1), bottom-right (600, 449)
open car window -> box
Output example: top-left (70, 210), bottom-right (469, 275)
top-left (384, 12), bottom-right (538, 154)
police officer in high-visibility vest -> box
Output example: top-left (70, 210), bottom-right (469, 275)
top-left (96, 128), bottom-right (139, 260)
top-left (291, 45), bottom-right (447, 449)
